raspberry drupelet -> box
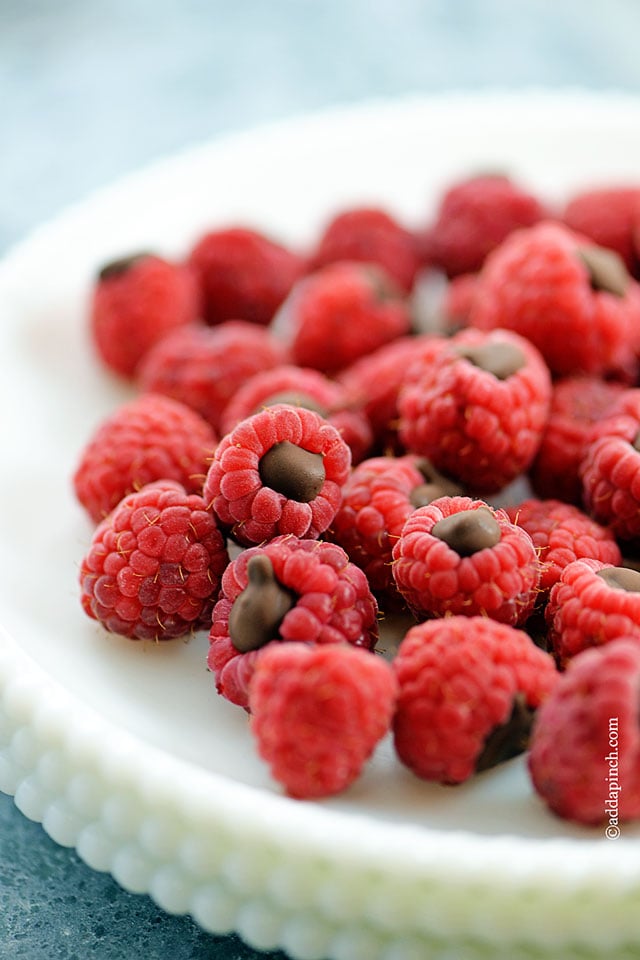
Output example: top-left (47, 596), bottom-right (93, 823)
top-left (188, 226), bottom-right (305, 326)
top-left (398, 327), bottom-right (551, 494)
top-left (506, 498), bottom-right (621, 596)
top-left (137, 320), bottom-right (286, 433)
top-left (421, 173), bottom-right (548, 277)
top-left (546, 558), bottom-right (640, 667)
top-left (249, 642), bottom-right (397, 798)
top-left (329, 454), bottom-right (462, 604)
top-left (203, 403), bottom-right (351, 546)
top-left (278, 260), bottom-right (411, 375)
top-left (529, 375), bottom-right (626, 506)
top-left (219, 363), bottom-right (373, 464)
top-left (562, 185), bottom-right (640, 276)
top-left (528, 638), bottom-right (640, 825)
top-left (80, 481), bottom-right (229, 641)
top-left (393, 616), bottom-right (558, 784)
top-left (469, 221), bottom-right (640, 379)
top-left (73, 393), bottom-right (217, 524)
top-left (392, 496), bottom-right (540, 626)
top-left (90, 253), bottom-right (201, 378)
top-left (208, 535), bottom-right (379, 707)
top-left (580, 388), bottom-right (640, 544)
top-left (309, 206), bottom-right (421, 293)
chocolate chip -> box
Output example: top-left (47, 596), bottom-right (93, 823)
top-left (259, 441), bottom-right (325, 502)
top-left (431, 507), bottom-right (501, 556)
top-left (456, 341), bottom-right (525, 380)
top-left (577, 245), bottom-right (629, 297)
top-left (632, 432), bottom-right (640, 453)
top-left (97, 252), bottom-right (152, 281)
top-left (228, 554), bottom-right (295, 653)
top-left (257, 392), bottom-right (328, 417)
top-left (410, 459), bottom-right (464, 508)
top-left (596, 566), bottom-right (640, 593)
top-left (475, 693), bottom-right (535, 772)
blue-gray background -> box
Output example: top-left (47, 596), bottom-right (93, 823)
top-left (2, 1), bottom-right (640, 957)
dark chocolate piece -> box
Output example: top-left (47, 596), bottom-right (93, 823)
top-left (577, 245), bottom-right (629, 297)
top-left (98, 252), bottom-right (152, 281)
top-left (257, 392), bottom-right (328, 417)
top-left (259, 441), bottom-right (325, 503)
top-left (596, 566), bottom-right (640, 593)
top-left (456, 340), bottom-right (525, 380)
top-left (431, 507), bottom-right (500, 556)
top-left (476, 693), bottom-right (535, 772)
top-left (228, 554), bottom-right (295, 653)
top-left (410, 459), bottom-right (464, 508)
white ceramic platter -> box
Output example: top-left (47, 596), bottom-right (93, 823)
top-left (2, 91), bottom-right (640, 960)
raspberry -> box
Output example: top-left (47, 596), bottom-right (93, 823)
top-left (546, 558), bottom-right (640, 666)
top-left (398, 327), bottom-right (551, 493)
top-left (338, 335), bottom-right (448, 453)
top-left (528, 638), bottom-right (640, 824)
top-left (73, 393), bottom-right (217, 523)
top-left (188, 226), bottom-right (304, 326)
top-left (220, 363), bottom-right (372, 464)
top-left (203, 403), bottom-right (351, 546)
top-left (279, 261), bottom-right (411, 375)
top-left (469, 221), bottom-right (640, 379)
top-left (79, 481), bottom-right (229, 641)
top-left (208, 535), bottom-right (379, 707)
top-left (249, 643), bottom-right (397, 798)
top-left (580, 388), bottom-right (640, 542)
top-left (309, 206), bottom-right (421, 292)
top-left (506, 498), bottom-right (621, 595)
top-left (90, 253), bottom-right (201, 378)
top-left (393, 616), bottom-right (558, 783)
top-left (423, 174), bottom-right (547, 277)
top-left (392, 496), bottom-right (540, 625)
top-left (329, 454), bottom-right (462, 602)
top-left (562, 185), bottom-right (640, 275)
top-left (137, 321), bottom-right (286, 433)
top-left (529, 375), bottom-right (626, 505)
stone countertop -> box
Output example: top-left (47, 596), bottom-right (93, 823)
top-left (2, 1), bottom-right (640, 957)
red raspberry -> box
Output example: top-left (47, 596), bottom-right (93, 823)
top-left (279, 261), bottom-right (411, 375)
top-left (423, 174), bottom-right (547, 277)
top-left (392, 496), bottom-right (540, 626)
top-left (562, 185), bottom-right (640, 275)
top-left (249, 643), bottom-right (397, 798)
top-left (220, 363), bottom-right (372, 464)
top-left (137, 321), bottom-right (286, 433)
top-left (506, 498), bottom-right (621, 595)
top-left (208, 535), bottom-right (379, 707)
top-left (393, 616), bottom-right (558, 783)
top-left (398, 327), bottom-right (551, 494)
top-left (469, 221), bottom-right (640, 379)
top-left (528, 638), bottom-right (640, 825)
top-left (90, 253), bottom-right (201, 378)
top-left (188, 226), bottom-right (304, 326)
top-left (338, 335), bottom-right (448, 453)
top-left (580, 388), bottom-right (640, 543)
top-left (73, 393), bottom-right (217, 523)
top-left (79, 481), bottom-right (229, 641)
top-left (329, 454), bottom-right (462, 602)
top-left (309, 206), bottom-right (421, 292)
top-left (546, 559), bottom-right (640, 666)
top-left (529, 375), bottom-right (626, 505)
top-left (203, 403), bottom-right (351, 546)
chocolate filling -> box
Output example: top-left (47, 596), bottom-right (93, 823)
top-left (476, 693), bottom-right (535, 772)
top-left (257, 391), bottom-right (328, 417)
top-left (577, 245), bottom-right (629, 297)
top-left (259, 441), bottom-right (326, 503)
top-left (410, 459), bottom-right (464, 508)
top-left (98, 252), bottom-right (152, 281)
top-left (431, 507), bottom-right (501, 556)
top-left (228, 554), bottom-right (296, 653)
top-left (596, 565), bottom-right (640, 593)
top-left (456, 340), bottom-right (525, 380)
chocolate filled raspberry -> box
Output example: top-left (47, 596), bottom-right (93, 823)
top-left (203, 403), bottom-right (351, 546)
top-left (562, 185), bottom-right (640, 276)
top-left (209, 535), bottom-right (379, 707)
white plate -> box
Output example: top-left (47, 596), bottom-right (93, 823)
top-left (1, 90), bottom-right (640, 960)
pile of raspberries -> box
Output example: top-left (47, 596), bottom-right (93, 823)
top-left (74, 175), bottom-right (640, 823)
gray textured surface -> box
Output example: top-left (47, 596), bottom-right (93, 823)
top-left (2, 1), bottom-right (640, 957)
